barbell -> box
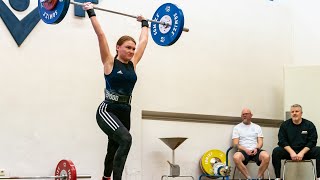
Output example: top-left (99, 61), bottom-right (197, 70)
top-left (38, 0), bottom-right (189, 46)
top-left (0, 159), bottom-right (91, 180)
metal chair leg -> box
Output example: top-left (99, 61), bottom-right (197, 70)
top-left (232, 165), bottom-right (241, 180)
top-left (282, 159), bottom-right (317, 180)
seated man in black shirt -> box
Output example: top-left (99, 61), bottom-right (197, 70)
top-left (272, 104), bottom-right (320, 180)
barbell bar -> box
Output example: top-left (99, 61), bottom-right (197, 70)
top-left (38, 0), bottom-right (189, 46)
top-left (69, 1), bottom-right (189, 33)
top-left (0, 160), bottom-right (90, 180)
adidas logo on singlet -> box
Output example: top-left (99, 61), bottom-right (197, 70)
top-left (117, 70), bottom-right (123, 74)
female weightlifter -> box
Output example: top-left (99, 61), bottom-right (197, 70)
top-left (82, 2), bottom-right (149, 180)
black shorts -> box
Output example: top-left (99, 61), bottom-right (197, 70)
top-left (239, 149), bottom-right (264, 166)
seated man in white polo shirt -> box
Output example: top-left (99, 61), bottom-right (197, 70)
top-left (232, 108), bottom-right (270, 180)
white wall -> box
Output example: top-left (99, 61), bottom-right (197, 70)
top-left (292, 0), bottom-right (320, 65)
top-left (0, 0), bottom-right (319, 179)
top-left (136, 0), bottom-right (292, 119)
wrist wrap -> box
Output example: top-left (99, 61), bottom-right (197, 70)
top-left (86, 9), bottom-right (96, 18)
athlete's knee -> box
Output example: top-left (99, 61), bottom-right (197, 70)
top-left (114, 127), bottom-right (132, 147)
top-left (310, 146), bottom-right (320, 158)
top-left (260, 151), bottom-right (270, 163)
top-left (122, 133), bottom-right (132, 147)
top-left (313, 146), bottom-right (320, 153)
top-left (272, 147), bottom-right (283, 158)
top-left (233, 152), bottom-right (244, 163)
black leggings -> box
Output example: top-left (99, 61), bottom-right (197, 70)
top-left (272, 146), bottom-right (320, 178)
top-left (96, 102), bottom-right (132, 180)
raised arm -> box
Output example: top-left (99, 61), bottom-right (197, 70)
top-left (83, 2), bottom-right (113, 71)
top-left (131, 16), bottom-right (149, 68)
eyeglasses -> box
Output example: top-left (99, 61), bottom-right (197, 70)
top-left (242, 113), bottom-right (251, 116)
